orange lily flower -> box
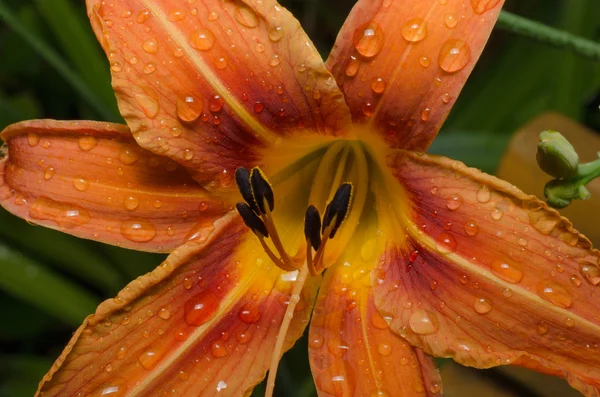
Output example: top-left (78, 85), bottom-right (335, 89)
top-left (2, 0), bottom-right (600, 396)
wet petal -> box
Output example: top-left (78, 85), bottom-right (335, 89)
top-left (309, 253), bottom-right (442, 396)
top-left (327, 0), bottom-right (503, 150)
top-left (0, 120), bottom-right (227, 252)
top-left (36, 213), bottom-right (319, 396)
top-left (88, 0), bottom-right (351, 186)
top-left (374, 150), bottom-right (600, 396)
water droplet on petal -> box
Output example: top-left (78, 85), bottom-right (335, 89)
top-left (168, 9), bottom-right (187, 22)
top-left (184, 292), bottom-right (220, 326)
top-left (345, 55), bottom-right (360, 77)
top-left (137, 9), bottom-right (151, 23)
top-left (470, 0), bottom-right (502, 14)
top-left (78, 136), bottom-right (98, 151)
top-left (27, 133), bottom-right (40, 147)
top-left (537, 280), bottom-right (572, 308)
top-left (536, 321), bottom-right (548, 335)
top-left (309, 333), bottom-right (324, 349)
top-left (43, 167), bottom-right (55, 181)
top-left (377, 343), bottom-right (392, 356)
top-left (210, 339), bottom-right (228, 357)
top-left (446, 194), bottom-right (462, 210)
top-left (371, 311), bottom-right (390, 329)
top-left (419, 56), bottom-right (430, 68)
top-left (409, 309), bottom-right (439, 335)
top-left (491, 259), bottom-right (524, 284)
top-left (476, 185), bottom-right (491, 203)
top-left (444, 14), bottom-right (458, 28)
top-left (435, 232), bottom-right (457, 254)
top-left (138, 350), bottom-right (161, 369)
top-left (473, 297), bottom-right (493, 314)
top-left (134, 87), bottom-right (160, 119)
top-left (238, 302), bottom-right (261, 323)
top-left (420, 107), bottom-right (431, 121)
top-left (208, 11), bottom-right (219, 21)
top-left (401, 18), bottom-right (427, 42)
top-left (269, 26), bottom-right (284, 42)
top-left (190, 28), bottom-right (215, 50)
top-left (580, 263), bottom-right (600, 285)
top-left (124, 195), bottom-right (140, 211)
top-left (73, 177), bottom-right (90, 191)
top-left (464, 219), bottom-right (478, 236)
top-left (234, 4), bottom-right (259, 28)
top-left (491, 208), bottom-right (503, 220)
top-left (177, 95), bottom-right (203, 123)
top-left (371, 77), bottom-right (386, 94)
top-left (142, 38), bottom-right (159, 54)
top-left (30, 197), bottom-right (91, 229)
top-left (159, 307), bottom-right (171, 320)
top-left (438, 39), bottom-right (471, 73)
top-left (209, 95), bottom-right (224, 112)
top-left (120, 219), bottom-right (157, 242)
top-left (353, 22), bottom-right (384, 58)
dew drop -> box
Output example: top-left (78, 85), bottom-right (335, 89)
top-left (435, 232), bottom-right (457, 254)
top-left (580, 263), bottom-right (600, 286)
top-left (502, 288), bottom-right (512, 298)
top-left (176, 95), bottom-right (203, 123)
top-left (470, 0), bottom-right (502, 14)
top-left (30, 197), bottom-right (91, 229)
top-left (473, 297), bottom-right (493, 314)
top-left (345, 55), bottom-right (360, 77)
top-left (491, 208), bottom-right (503, 220)
top-left (134, 87), bottom-right (160, 119)
top-left (167, 9), bottom-right (187, 22)
top-left (209, 95), bottom-right (224, 112)
top-left (536, 321), bottom-right (548, 335)
top-left (143, 62), bottom-right (156, 74)
top-left (253, 102), bottom-right (265, 113)
top-left (120, 219), bottom-right (157, 242)
top-left (269, 54), bottom-right (281, 67)
top-left (183, 277), bottom-right (193, 290)
top-left (137, 9), bottom-right (151, 23)
top-left (234, 4), bottom-right (259, 28)
top-left (377, 343), bottom-right (392, 356)
top-left (142, 38), bottom-right (158, 54)
top-left (444, 14), bottom-right (458, 28)
top-left (190, 28), bottom-right (215, 51)
top-left (27, 133), bottom-right (40, 147)
top-left (352, 22), bottom-right (384, 58)
top-left (238, 302), bottom-right (261, 324)
top-left (309, 333), bottom-right (324, 349)
top-left (476, 185), bottom-right (491, 203)
top-left (441, 92), bottom-right (451, 104)
top-left (78, 136), bottom-right (98, 151)
top-left (371, 311), bottom-right (390, 329)
top-left (184, 292), bottom-right (220, 326)
top-left (446, 194), bottom-right (462, 210)
top-left (401, 18), bottom-right (427, 42)
top-left (420, 107), bottom-right (431, 121)
top-left (464, 219), bottom-right (478, 236)
top-left (138, 350), bottom-right (161, 369)
top-left (235, 330), bottom-right (253, 344)
top-left (123, 195), bottom-right (140, 211)
top-left (537, 280), bottom-right (572, 308)
top-left (438, 39), bottom-right (471, 73)
top-left (570, 275), bottom-right (581, 287)
top-left (43, 167), bottom-right (55, 181)
top-left (491, 259), bottom-right (523, 284)
top-left (73, 177), bottom-right (90, 191)
top-left (409, 309), bottom-right (439, 335)
top-left (419, 56), bottom-right (431, 68)
top-left (268, 26), bottom-right (284, 42)
top-left (371, 77), bottom-right (386, 94)
top-left (208, 11), bottom-right (219, 21)
top-left (159, 307), bottom-right (171, 320)
top-left (210, 339), bottom-right (229, 357)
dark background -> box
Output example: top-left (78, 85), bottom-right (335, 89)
top-left (0, 0), bottom-right (599, 396)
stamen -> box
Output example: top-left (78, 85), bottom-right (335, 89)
top-left (304, 205), bottom-right (322, 251)
top-left (250, 167), bottom-right (274, 214)
top-left (265, 264), bottom-right (309, 397)
top-left (235, 167), bottom-right (258, 213)
top-left (322, 182), bottom-right (353, 238)
top-left (235, 203), bottom-right (268, 237)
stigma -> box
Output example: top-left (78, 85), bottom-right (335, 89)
top-left (234, 166), bottom-right (353, 276)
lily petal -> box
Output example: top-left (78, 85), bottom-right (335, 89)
top-left (87, 0), bottom-right (351, 185)
top-left (374, 150), bottom-right (600, 396)
top-left (0, 120), bottom-right (228, 252)
top-left (327, 0), bottom-right (503, 150)
top-left (309, 259), bottom-right (442, 396)
top-left (36, 213), bottom-right (319, 396)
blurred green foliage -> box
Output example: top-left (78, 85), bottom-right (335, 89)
top-left (0, 0), bottom-right (598, 396)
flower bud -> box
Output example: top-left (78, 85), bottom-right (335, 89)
top-left (537, 130), bottom-right (579, 179)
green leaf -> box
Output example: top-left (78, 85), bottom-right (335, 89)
top-left (0, 2), bottom-right (119, 121)
top-left (0, 210), bottom-right (124, 293)
top-left (0, 242), bottom-right (98, 326)
top-left (33, 0), bottom-right (119, 120)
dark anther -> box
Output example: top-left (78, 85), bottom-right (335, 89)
top-left (322, 183), bottom-right (353, 238)
top-left (251, 167), bottom-right (274, 214)
top-left (235, 167), bottom-right (258, 213)
top-left (236, 202), bottom-right (269, 238)
top-left (304, 205), bottom-right (322, 251)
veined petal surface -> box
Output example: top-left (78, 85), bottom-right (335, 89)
top-left (374, 150), bottom-right (600, 396)
top-left (327, 0), bottom-right (503, 150)
top-left (87, 0), bottom-right (351, 186)
top-left (309, 235), bottom-right (442, 397)
top-left (36, 213), bottom-right (319, 397)
top-left (0, 120), bottom-right (227, 252)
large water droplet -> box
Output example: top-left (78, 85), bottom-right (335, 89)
top-left (464, 219), bottom-right (478, 236)
top-left (190, 28), bottom-right (215, 51)
top-left (401, 18), bottom-right (427, 42)
top-left (27, 133), bottom-right (40, 147)
top-left (209, 95), bottom-right (224, 112)
top-left (444, 14), bottom-right (458, 28)
top-left (446, 194), bottom-right (462, 210)
top-left (119, 147), bottom-right (139, 165)
top-left (409, 309), bottom-right (439, 335)
top-left (177, 95), bottom-right (203, 123)
top-left (168, 9), bottom-right (187, 22)
top-left (371, 77), bottom-right (386, 94)
top-left (470, 0), bottom-right (502, 14)
top-left (184, 292), bottom-right (220, 326)
top-left (134, 87), bottom-right (160, 119)
top-left (345, 55), bottom-right (360, 77)
top-left (124, 195), bottom-right (140, 211)
top-left (438, 39), bottom-right (471, 73)
top-left (491, 259), bottom-right (523, 284)
top-left (78, 136), bottom-right (98, 151)
top-left (238, 302), bottom-right (261, 324)
top-left (371, 311), bottom-right (390, 329)
top-left (43, 167), bottom-right (55, 181)
top-left (30, 197), bottom-right (91, 229)
top-left (580, 263), bottom-right (600, 285)
top-left (269, 26), bottom-right (284, 42)
top-left (138, 350), bottom-right (161, 369)
top-left (309, 333), bottom-right (324, 349)
top-left (352, 22), bottom-right (384, 58)
top-left (73, 177), bottom-right (90, 191)
top-left (377, 342), bottom-right (392, 356)
top-left (137, 9), bottom-right (151, 23)
top-left (120, 219), bottom-right (157, 242)
top-left (473, 297), bottom-right (493, 314)
top-left (476, 185), bottom-right (491, 203)
top-left (537, 280), bottom-right (572, 308)
top-left (435, 232), bottom-right (457, 254)
top-left (234, 3), bottom-right (259, 28)
top-left (142, 38), bottom-right (159, 54)
top-left (210, 339), bottom-right (229, 357)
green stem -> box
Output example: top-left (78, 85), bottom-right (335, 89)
top-left (497, 10), bottom-right (600, 62)
top-left (577, 156), bottom-right (600, 185)
top-left (0, 2), bottom-right (116, 121)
